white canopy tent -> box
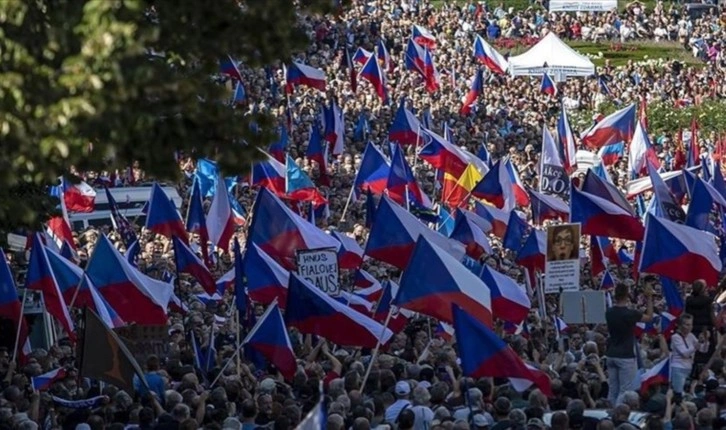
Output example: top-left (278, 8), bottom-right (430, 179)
top-left (507, 33), bottom-right (595, 79)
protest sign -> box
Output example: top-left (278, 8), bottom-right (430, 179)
top-left (545, 223), bottom-right (581, 293)
top-left (296, 247), bottom-right (340, 296)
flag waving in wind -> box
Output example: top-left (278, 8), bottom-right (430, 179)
top-left (453, 305), bottom-right (552, 395)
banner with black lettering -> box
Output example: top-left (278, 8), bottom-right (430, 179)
top-left (540, 164), bottom-right (570, 199)
top-left (296, 248), bottom-right (340, 296)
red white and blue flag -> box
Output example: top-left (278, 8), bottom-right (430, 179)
top-left (285, 273), bottom-right (393, 348)
top-left (581, 104), bottom-right (636, 150)
top-left (473, 35), bottom-right (508, 74)
top-left (639, 214), bottom-right (722, 285)
top-left (395, 236), bottom-right (492, 326)
top-left (453, 305), bottom-right (551, 395)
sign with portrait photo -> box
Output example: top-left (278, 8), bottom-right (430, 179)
top-left (544, 223), bottom-right (581, 293)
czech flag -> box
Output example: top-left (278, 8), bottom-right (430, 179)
top-left (43, 246), bottom-right (89, 306)
top-left (84, 274), bottom-right (125, 329)
top-left (285, 155), bottom-right (327, 207)
top-left (600, 270), bottom-right (616, 290)
top-left (354, 270), bottom-right (383, 301)
top-left (503, 211), bottom-right (532, 252)
top-left (640, 358), bottom-right (670, 394)
top-left (422, 47), bottom-right (439, 93)
top-left (359, 54), bottom-right (388, 103)
top-left (472, 158), bottom-right (530, 211)
top-left (419, 128), bottom-right (483, 178)
top-left (582, 169), bottom-right (634, 215)
top-left (452, 305), bottom-right (551, 395)
top-left (376, 39), bottom-right (392, 73)
top-left (389, 98), bottom-right (422, 146)
top-left (353, 47), bottom-right (373, 65)
top-left (590, 236), bottom-right (620, 277)
top-left (247, 188), bottom-right (340, 269)
top-left (373, 280), bottom-right (412, 334)
top-left (581, 104), bottom-right (636, 150)
top-left (685, 177), bottom-right (726, 231)
top-left (285, 273), bottom-right (393, 348)
top-left (598, 142), bottom-right (625, 166)
top-left (386, 143), bottom-right (429, 209)
top-left (365, 195), bottom-right (465, 269)
top-left (185, 179), bottom-right (211, 267)
top-left (473, 35), bottom-right (508, 74)
top-left (172, 236), bottom-right (215, 295)
top-left (515, 230), bottom-right (547, 276)
top-left (0, 249), bottom-right (30, 361)
top-left (557, 105), bottom-right (578, 174)
top-left (61, 178), bottom-right (96, 213)
top-left (570, 187), bottom-right (645, 241)
top-left (628, 121), bottom-right (660, 177)
top-left (251, 150), bottom-right (286, 195)
top-left (145, 183), bottom-right (187, 242)
top-left (242, 302), bottom-right (297, 381)
top-left (331, 231), bottom-right (364, 270)
top-left (206, 175), bottom-right (236, 252)
top-left (220, 55), bottom-right (243, 81)
top-left (404, 38), bottom-right (427, 74)
top-left (450, 209), bottom-right (493, 259)
top-left (480, 266), bottom-right (530, 324)
top-left (86, 235), bottom-right (172, 325)
top-left (215, 267), bottom-right (235, 294)
top-left (472, 202), bottom-right (510, 239)
top-left (540, 72), bottom-right (557, 97)
top-left (353, 142), bottom-right (391, 199)
top-left (460, 69), bottom-right (483, 116)
top-left (26, 238), bottom-right (75, 338)
top-left (305, 124), bottom-right (330, 187)
top-left (395, 236), bottom-right (492, 326)
top-left (528, 189), bottom-right (569, 224)
top-left (31, 368), bottom-right (67, 391)
top-left (639, 214), bottom-right (722, 285)
top-left (661, 276), bottom-right (684, 316)
top-left (336, 291), bottom-right (374, 315)
top-left (412, 25), bottom-right (436, 49)
top-left (285, 61), bottom-right (327, 93)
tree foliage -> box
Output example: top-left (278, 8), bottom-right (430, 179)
top-left (0, 0), bottom-right (337, 234)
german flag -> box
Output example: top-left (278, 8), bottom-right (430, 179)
top-left (78, 308), bottom-right (147, 393)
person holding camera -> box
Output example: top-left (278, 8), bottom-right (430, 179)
top-left (605, 281), bottom-right (654, 406)
top-left (671, 313), bottom-right (709, 394)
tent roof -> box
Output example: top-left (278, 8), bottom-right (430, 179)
top-left (508, 33), bottom-right (595, 78)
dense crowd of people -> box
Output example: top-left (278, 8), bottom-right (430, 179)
top-left (4, 0), bottom-right (726, 429)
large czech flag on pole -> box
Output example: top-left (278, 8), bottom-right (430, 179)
top-left (285, 61), bottom-right (327, 93)
top-left (247, 188), bottom-right (340, 269)
top-left (365, 195), bottom-right (465, 269)
top-left (394, 236), bottom-right (492, 326)
top-left (639, 214), bottom-right (722, 286)
top-left (581, 104), bottom-right (636, 150)
top-left (473, 35), bottom-right (508, 74)
top-left (570, 187), bottom-right (645, 241)
top-left (452, 305), bottom-right (552, 395)
top-left (284, 273), bottom-right (393, 348)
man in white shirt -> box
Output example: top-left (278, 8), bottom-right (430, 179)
top-left (385, 381), bottom-right (412, 424)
